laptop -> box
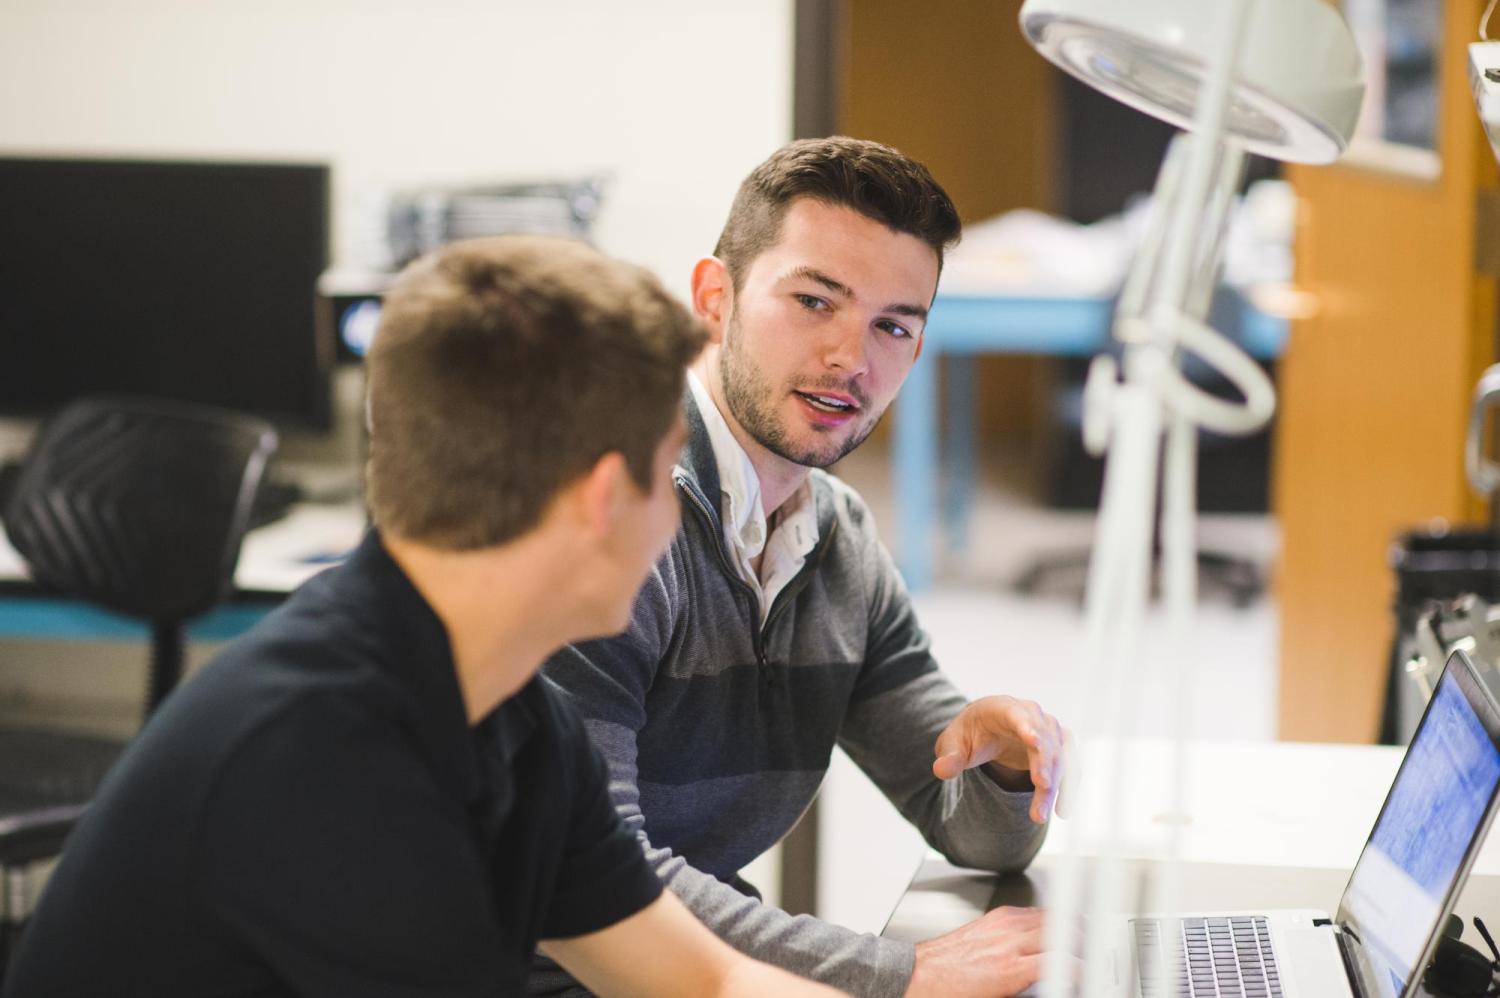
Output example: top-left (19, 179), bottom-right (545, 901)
top-left (1119, 648), bottom-right (1500, 998)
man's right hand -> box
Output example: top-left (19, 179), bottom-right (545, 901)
top-left (905, 905), bottom-right (1058, 998)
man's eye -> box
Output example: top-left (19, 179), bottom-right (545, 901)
top-left (877, 319), bottom-right (913, 339)
top-left (793, 293), bottom-right (828, 311)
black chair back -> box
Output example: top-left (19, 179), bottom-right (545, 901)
top-left (0, 396), bottom-right (278, 977)
top-left (3, 396), bottom-right (277, 710)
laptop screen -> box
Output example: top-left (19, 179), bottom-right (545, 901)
top-left (1337, 652), bottom-right (1500, 998)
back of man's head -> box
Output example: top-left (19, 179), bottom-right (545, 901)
top-left (366, 235), bottom-right (706, 550)
top-left (712, 136), bottom-right (962, 292)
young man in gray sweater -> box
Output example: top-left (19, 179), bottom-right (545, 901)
top-left (536, 138), bottom-right (1069, 998)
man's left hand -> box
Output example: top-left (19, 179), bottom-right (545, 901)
top-left (932, 696), bottom-right (1069, 823)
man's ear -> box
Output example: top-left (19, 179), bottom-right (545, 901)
top-left (690, 257), bottom-right (730, 345)
top-left (575, 451), bottom-right (632, 541)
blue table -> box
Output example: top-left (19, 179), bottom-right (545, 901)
top-left (0, 593), bottom-right (274, 642)
top-left (0, 503), bottom-right (364, 641)
top-left (891, 291), bottom-right (1288, 591)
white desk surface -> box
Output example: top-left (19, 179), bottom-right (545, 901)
top-left (884, 737), bottom-right (1500, 940)
top-left (1050, 737), bottom-right (1412, 871)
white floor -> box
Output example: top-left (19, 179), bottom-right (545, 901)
top-left (797, 438), bottom-right (1281, 935)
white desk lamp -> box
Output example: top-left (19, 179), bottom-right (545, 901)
top-left (1016, 1), bottom-right (1363, 994)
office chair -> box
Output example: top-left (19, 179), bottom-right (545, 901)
top-left (1014, 289), bottom-right (1272, 607)
top-left (1015, 371), bottom-right (1271, 607)
top-left (0, 395), bottom-right (277, 972)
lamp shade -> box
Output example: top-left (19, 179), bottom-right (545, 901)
top-left (1020, 0), bottom-right (1365, 164)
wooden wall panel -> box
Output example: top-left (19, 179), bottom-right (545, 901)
top-left (840, 0), bottom-right (1055, 221)
top-left (840, 0), bottom-right (1058, 439)
top-left (1277, 0), bottom-right (1497, 741)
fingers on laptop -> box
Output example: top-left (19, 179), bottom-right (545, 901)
top-left (910, 905), bottom-right (1058, 998)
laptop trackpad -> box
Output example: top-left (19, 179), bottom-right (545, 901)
top-left (1280, 926), bottom-right (1355, 998)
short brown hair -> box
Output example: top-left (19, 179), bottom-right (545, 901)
top-left (366, 235), bottom-right (707, 550)
top-left (713, 136), bottom-right (961, 290)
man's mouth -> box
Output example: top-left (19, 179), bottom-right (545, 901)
top-left (794, 390), bottom-right (860, 414)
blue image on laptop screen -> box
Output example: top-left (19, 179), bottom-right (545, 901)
top-left (1341, 669), bottom-right (1500, 998)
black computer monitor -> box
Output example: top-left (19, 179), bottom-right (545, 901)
top-left (0, 157), bottom-right (332, 430)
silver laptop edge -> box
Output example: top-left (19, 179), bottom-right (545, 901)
top-left (1333, 647), bottom-right (1500, 998)
top-left (1123, 648), bottom-right (1500, 998)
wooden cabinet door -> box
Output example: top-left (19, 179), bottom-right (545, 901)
top-left (1277, 0), bottom-right (1499, 742)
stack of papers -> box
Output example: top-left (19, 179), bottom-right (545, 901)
top-left (938, 180), bottom-right (1296, 300)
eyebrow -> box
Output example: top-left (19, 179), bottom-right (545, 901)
top-left (783, 266), bottom-right (930, 322)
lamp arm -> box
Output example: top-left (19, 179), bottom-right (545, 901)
top-left (1149, 0), bottom-right (1255, 329)
top-left (1117, 136), bottom-right (1190, 327)
top-left (1049, 1), bottom-right (1261, 995)
top-left (1161, 315), bottom-right (1277, 435)
top-left (1186, 145), bottom-right (1250, 320)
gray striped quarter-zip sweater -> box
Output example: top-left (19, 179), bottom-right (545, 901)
top-left (531, 393), bottom-right (1047, 997)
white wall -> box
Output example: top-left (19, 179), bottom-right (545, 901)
top-left (0, 0), bottom-right (806, 912)
top-left (0, 0), bottom-right (795, 296)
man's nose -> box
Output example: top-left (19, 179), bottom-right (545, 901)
top-left (822, 319), bottom-right (869, 375)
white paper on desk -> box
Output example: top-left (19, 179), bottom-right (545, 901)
top-left (937, 180), bottom-right (1295, 300)
top-left (0, 523), bottom-right (29, 581)
top-left (939, 208), bottom-right (1138, 298)
top-left (235, 504), bottom-right (365, 593)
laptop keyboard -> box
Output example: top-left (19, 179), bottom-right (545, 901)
top-left (1132, 915), bottom-right (1284, 998)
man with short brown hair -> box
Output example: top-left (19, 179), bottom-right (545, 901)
top-left (4, 235), bottom-right (846, 998)
top-left (538, 139), bottom-right (1071, 998)
top-left (366, 236), bottom-right (698, 548)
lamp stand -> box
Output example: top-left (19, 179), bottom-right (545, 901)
top-left (1039, 0), bottom-right (1280, 992)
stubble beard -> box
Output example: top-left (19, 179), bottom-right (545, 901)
top-left (718, 313), bottom-right (880, 470)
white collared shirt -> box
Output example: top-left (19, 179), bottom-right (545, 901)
top-left (686, 371), bottom-right (819, 624)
